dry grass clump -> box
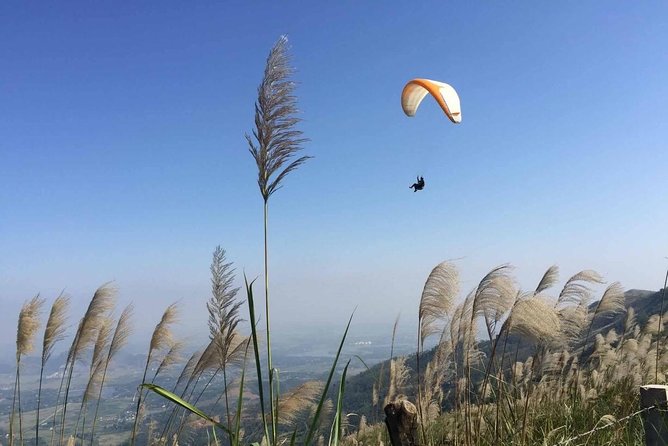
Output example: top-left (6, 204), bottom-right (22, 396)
top-left (8, 284), bottom-right (139, 446)
top-left (352, 262), bottom-right (666, 446)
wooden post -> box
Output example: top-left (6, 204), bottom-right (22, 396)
top-left (640, 384), bottom-right (668, 446)
top-left (384, 399), bottom-right (419, 446)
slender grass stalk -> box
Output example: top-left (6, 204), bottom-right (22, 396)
top-left (74, 317), bottom-right (113, 441)
top-left (173, 338), bottom-right (248, 443)
top-left (246, 35), bottom-right (310, 444)
top-left (36, 294), bottom-right (69, 446)
top-left (49, 348), bottom-right (72, 446)
top-left (11, 295), bottom-right (45, 446)
top-left (130, 302), bottom-right (179, 446)
top-left (463, 265), bottom-right (514, 446)
top-left (376, 314), bottom-right (400, 423)
top-left (90, 304), bottom-right (134, 445)
top-left (263, 201), bottom-right (277, 444)
top-left (574, 282), bottom-right (624, 396)
top-left (160, 345), bottom-right (213, 440)
top-left (656, 266), bottom-right (668, 383)
top-left (58, 283), bottom-right (116, 446)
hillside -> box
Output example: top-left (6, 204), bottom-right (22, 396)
top-left (343, 288), bottom-right (665, 421)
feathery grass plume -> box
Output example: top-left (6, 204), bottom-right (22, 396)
top-left (384, 357), bottom-right (409, 407)
top-left (591, 282), bottom-right (625, 319)
top-left (276, 381), bottom-right (324, 426)
top-left (555, 270), bottom-right (604, 308)
top-left (131, 302), bottom-right (179, 446)
top-left (580, 282), bottom-right (625, 355)
top-left (91, 318), bottom-right (113, 372)
top-left (571, 282), bottom-right (624, 401)
top-left (416, 261), bottom-right (458, 440)
top-left (449, 296), bottom-right (471, 348)
top-left (10, 295), bottom-right (45, 446)
top-left (507, 296), bottom-right (560, 344)
top-left (615, 306), bottom-right (637, 358)
top-left (247, 35), bottom-right (311, 203)
top-left (535, 265), bottom-right (560, 294)
top-left (247, 35), bottom-right (310, 445)
top-left (470, 264), bottom-right (516, 333)
top-left (56, 283), bottom-right (116, 446)
top-left (419, 261), bottom-right (459, 345)
top-left (90, 303), bottom-right (134, 445)
top-left (206, 246), bottom-right (244, 431)
top-left (390, 314), bottom-right (400, 361)
top-left (656, 267), bottom-right (668, 383)
top-left (465, 264), bottom-right (515, 364)
top-left (605, 328), bottom-right (619, 345)
top-left (150, 303), bottom-right (180, 353)
top-left (557, 302), bottom-right (589, 346)
top-left (41, 293), bottom-right (70, 364)
top-left (303, 398), bottom-right (334, 441)
top-left (35, 293), bottom-right (69, 446)
top-left (71, 283), bottom-right (117, 356)
top-left (16, 295), bottom-right (45, 356)
top-left (193, 338), bottom-right (220, 378)
top-left (207, 247), bottom-right (242, 360)
top-left (419, 338), bottom-right (451, 425)
top-left (644, 314), bottom-right (663, 336)
top-left (593, 333), bottom-right (613, 369)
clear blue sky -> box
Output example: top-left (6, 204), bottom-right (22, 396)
top-left (1, 2), bottom-right (667, 350)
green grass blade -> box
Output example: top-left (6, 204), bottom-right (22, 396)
top-left (351, 355), bottom-right (371, 373)
top-left (329, 360), bottom-right (351, 446)
top-left (140, 383), bottom-right (233, 437)
top-left (245, 275), bottom-right (270, 443)
top-left (274, 367), bottom-right (280, 441)
top-left (233, 344), bottom-right (249, 446)
top-left (304, 310), bottom-right (355, 445)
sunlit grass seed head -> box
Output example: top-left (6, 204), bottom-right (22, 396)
top-left (17, 295), bottom-right (45, 359)
top-left (246, 35), bottom-right (311, 202)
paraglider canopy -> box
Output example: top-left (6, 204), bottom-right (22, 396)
top-left (401, 79), bottom-right (461, 123)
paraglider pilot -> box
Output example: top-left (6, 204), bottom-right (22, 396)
top-left (409, 176), bottom-right (425, 192)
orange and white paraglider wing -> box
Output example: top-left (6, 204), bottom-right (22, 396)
top-left (401, 79), bottom-right (461, 123)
